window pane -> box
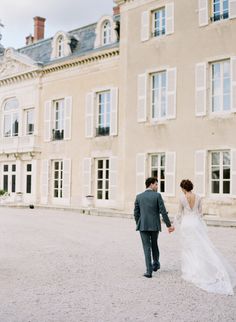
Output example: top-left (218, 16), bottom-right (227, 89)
top-left (3, 175), bottom-right (8, 192)
top-left (160, 181), bottom-right (165, 192)
top-left (223, 181), bottom-right (230, 194)
top-left (223, 152), bottom-right (230, 165)
top-left (151, 155), bottom-right (158, 167)
top-left (26, 175), bottom-right (32, 194)
top-left (151, 170), bottom-right (158, 177)
top-left (98, 181), bottom-right (103, 189)
top-left (223, 167), bottom-right (230, 179)
top-left (98, 170), bottom-right (103, 179)
top-left (12, 175), bottom-right (16, 193)
top-left (3, 165), bottom-right (8, 172)
top-left (27, 164), bottom-right (32, 172)
top-left (97, 190), bottom-right (103, 199)
top-left (98, 160), bottom-right (103, 169)
top-left (105, 191), bottom-right (109, 200)
top-left (212, 152), bottom-right (220, 165)
top-left (12, 164), bottom-right (16, 172)
top-left (211, 167), bottom-right (220, 179)
top-left (212, 181), bottom-right (220, 193)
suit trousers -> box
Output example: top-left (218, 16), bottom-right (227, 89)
top-left (140, 231), bottom-right (159, 274)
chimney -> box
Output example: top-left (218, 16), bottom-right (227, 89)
top-left (34, 16), bottom-right (46, 41)
top-left (113, 6), bottom-right (120, 16)
top-left (25, 34), bottom-right (34, 45)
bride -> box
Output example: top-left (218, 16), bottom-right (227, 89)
top-left (176, 179), bottom-right (236, 295)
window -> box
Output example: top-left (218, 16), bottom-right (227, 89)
top-left (96, 91), bottom-right (111, 136)
top-left (3, 163), bottom-right (16, 193)
top-left (26, 109), bottom-right (34, 135)
top-left (96, 159), bottom-right (109, 200)
top-left (26, 163), bottom-right (32, 194)
top-left (211, 60), bottom-right (230, 113)
top-left (151, 71), bottom-right (167, 120)
top-left (102, 21), bottom-right (112, 45)
top-left (210, 151), bottom-right (230, 194)
top-left (53, 160), bottom-right (63, 198)
top-left (150, 154), bottom-right (166, 192)
top-left (152, 8), bottom-right (166, 37)
top-left (57, 36), bottom-right (64, 57)
top-left (3, 98), bottom-right (19, 137)
top-left (52, 99), bottom-right (64, 140)
top-left (211, 0), bottom-right (229, 22)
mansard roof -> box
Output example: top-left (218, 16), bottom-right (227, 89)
top-left (10, 17), bottom-right (119, 66)
top-left (0, 16), bottom-right (119, 65)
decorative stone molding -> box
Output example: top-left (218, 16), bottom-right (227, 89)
top-left (0, 47), bottom-right (40, 81)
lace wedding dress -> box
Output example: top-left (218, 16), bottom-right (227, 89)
top-left (176, 194), bottom-right (236, 295)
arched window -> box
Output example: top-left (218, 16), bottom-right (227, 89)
top-left (57, 36), bottom-right (64, 57)
top-left (102, 21), bottom-right (112, 45)
top-left (3, 98), bottom-right (19, 137)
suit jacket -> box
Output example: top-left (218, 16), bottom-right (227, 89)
top-left (134, 190), bottom-right (171, 232)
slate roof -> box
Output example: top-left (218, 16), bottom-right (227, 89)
top-left (0, 16), bottom-right (120, 66)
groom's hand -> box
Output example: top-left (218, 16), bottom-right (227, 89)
top-left (168, 226), bottom-right (175, 233)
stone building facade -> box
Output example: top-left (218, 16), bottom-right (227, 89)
top-left (0, 0), bottom-right (236, 219)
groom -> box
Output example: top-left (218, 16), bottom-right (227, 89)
top-left (134, 177), bottom-right (175, 278)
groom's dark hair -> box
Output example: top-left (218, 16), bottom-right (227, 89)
top-left (145, 177), bottom-right (158, 188)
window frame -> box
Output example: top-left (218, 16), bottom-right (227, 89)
top-left (95, 158), bottom-right (110, 201)
top-left (52, 160), bottom-right (63, 199)
top-left (3, 98), bottom-right (19, 137)
top-left (102, 21), bottom-right (112, 45)
top-left (150, 71), bottom-right (167, 121)
top-left (96, 90), bottom-right (111, 136)
top-left (149, 153), bottom-right (166, 193)
top-left (211, 0), bottom-right (229, 22)
top-left (209, 150), bottom-right (231, 197)
top-left (152, 7), bottom-right (166, 38)
top-left (52, 99), bottom-right (64, 140)
top-left (210, 59), bottom-right (231, 115)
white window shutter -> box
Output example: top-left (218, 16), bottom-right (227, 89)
top-left (136, 153), bottom-right (146, 194)
top-left (41, 160), bottom-right (49, 204)
top-left (64, 96), bottom-right (72, 140)
top-left (44, 100), bottom-right (52, 142)
top-left (194, 150), bottom-right (206, 196)
top-left (229, 0), bottom-right (236, 19)
top-left (83, 158), bottom-right (92, 197)
top-left (85, 92), bottom-right (94, 138)
top-left (15, 160), bottom-right (21, 193)
top-left (63, 159), bottom-right (71, 202)
top-left (165, 152), bottom-right (176, 196)
top-left (167, 68), bottom-right (177, 119)
top-left (137, 74), bottom-right (147, 122)
top-left (166, 3), bottom-right (174, 35)
top-left (195, 63), bottom-right (207, 116)
top-left (141, 11), bottom-right (150, 42)
top-left (231, 150), bottom-right (236, 197)
top-left (198, 0), bottom-right (209, 26)
top-left (109, 156), bottom-right (118, 200)
top-left (231, 57), bottom-right (236, 112)
top-left (110, 88), bottom-right (118, 136)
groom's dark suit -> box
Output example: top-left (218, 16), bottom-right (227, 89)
top-left (134, 189), bottom-right (171, 275)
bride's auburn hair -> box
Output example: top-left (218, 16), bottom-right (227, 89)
top-left (180, 179), bottom-right (193, 192)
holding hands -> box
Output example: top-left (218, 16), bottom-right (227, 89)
top-left (168, 226), bottom-right (175, 233)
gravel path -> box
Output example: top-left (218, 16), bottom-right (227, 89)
top-left (0, 207), bottom-right (235, 322)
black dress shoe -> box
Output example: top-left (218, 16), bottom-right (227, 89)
top-left (153, 263), bottom-right (160, 272)
top-left (143, 273), bottom-right (152, 278)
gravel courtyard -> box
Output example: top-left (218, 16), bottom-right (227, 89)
top-left (0, 207), bottom-right (235, 322)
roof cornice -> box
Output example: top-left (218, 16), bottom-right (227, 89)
top-left (0, 47), bottom-right (119, 86)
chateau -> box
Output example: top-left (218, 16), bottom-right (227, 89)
top-left (0, 0), bottom-right (236, 220)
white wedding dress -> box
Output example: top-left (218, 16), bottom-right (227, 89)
top-left (176, 194), bottom-right (236, 295)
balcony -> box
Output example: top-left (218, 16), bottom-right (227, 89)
top-left (96, 126), bottom-right (110, 136)
top-left (52, 129), bottom-right (64, 141)
top-left (0, 135), bottom-right (39, 154)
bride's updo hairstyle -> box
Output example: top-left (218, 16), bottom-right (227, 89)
top-left (180, 179), bottom-right (193, 192)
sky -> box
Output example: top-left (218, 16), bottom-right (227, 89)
top-left (0, 0), bottom-right (114, 49)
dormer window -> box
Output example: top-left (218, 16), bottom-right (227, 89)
top-left (94, 16), bottom-right (118, 48)
top-left (102, 21), bottom-right (112, 45)
top-left (51, 31), bottom-right (72, 60)
top-left (57, 36), bottom-right (64, 57)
